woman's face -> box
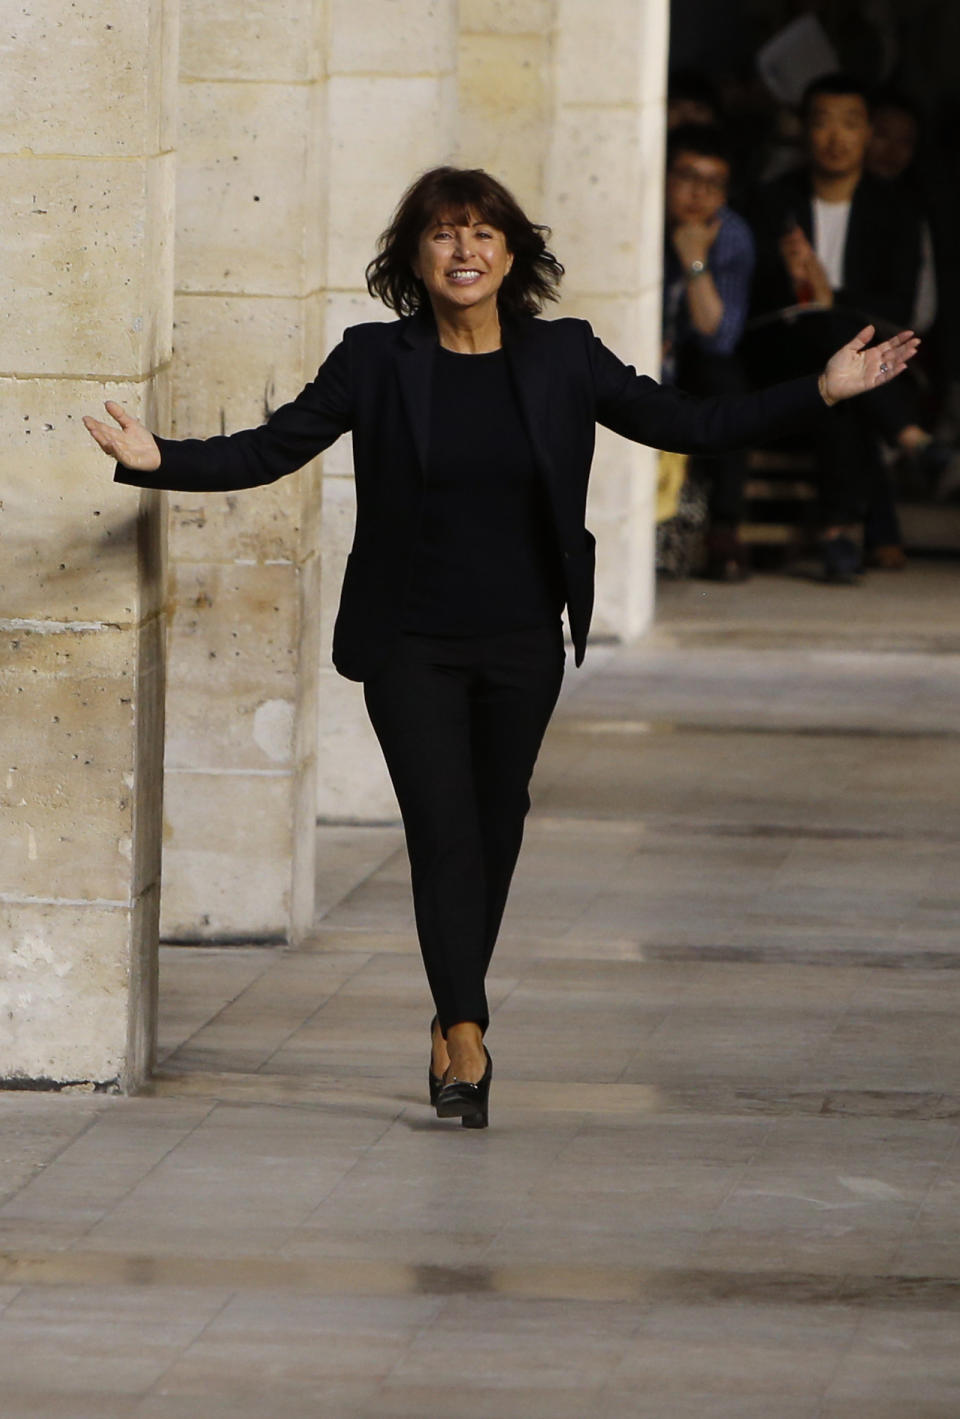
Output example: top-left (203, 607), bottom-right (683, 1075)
top-left (412, 210), bottom-right (513, 319)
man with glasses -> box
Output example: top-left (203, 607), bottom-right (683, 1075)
top-left (663, 123), bottom-right (756, 580)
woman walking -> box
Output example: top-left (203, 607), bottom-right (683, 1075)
top-left (84, 166), bottom-right (917, 1128)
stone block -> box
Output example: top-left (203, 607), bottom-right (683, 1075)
top-left (458, 33), bottom-right (551, 205)
top-left (328, 0), bottom-right (458, 75)
top-left (175, 81), bottom-right (324, 297)
top-left (170, 293), bottom-right (320, 434)
top-left (126, 878), bottom-right (160, 1091)
top-left (0, 625), bottom-right (143, 904)
top-left (326, 76), bottom-right (457, 290)
top-left (180, 0), bottom-right (324, 82)
top-left (547, 107), bottom-right (658, 297)
top-left (315, 667), bottom-right (397, 822)
top-left (298, 454), bottom-right (325, 573)
top-left (0, 378), bottom-right (144, 625)
top-left (637, 4), bottom-right (669, 107)
top-left (317, 473), bottom-right (359, 662)
top-left (0, 0), bottom-right (175, 158)
top-left (0, 902), bottom-right (131, 1084)
top-left (554, 0), bottom-right (647, 106)
top-left (0, 154), bottom-right (175, 377)
top-left (159, 771), bottom-right (292, 939)
top-left (460, 0), bottom-right (556, 34)
top-left (131, 609), bottom-right (167, 901)
top-left (164, 562), bottom-right (299, 772)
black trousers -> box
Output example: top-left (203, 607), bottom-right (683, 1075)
top-left (363, 624), bottom-right (565, 1034)
top-left (676, 345), bottom-right (750, 528)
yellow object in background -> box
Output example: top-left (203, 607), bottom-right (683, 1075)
top-left (656, 450), bottom-right (689, 524)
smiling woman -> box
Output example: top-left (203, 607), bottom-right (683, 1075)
top-left (365, 166), bottom-right (564, 331)
top-left (82, 164), bottom-right (918, 1128)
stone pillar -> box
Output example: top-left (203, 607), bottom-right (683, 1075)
top-left (314, 0), bottom-right (459, 822)
top-left (162, 1), bottom-right (326, 941)
top-left (0, 1), bottom-right (176, 1089)
top-left (546, 0), bottom-right (668, 642)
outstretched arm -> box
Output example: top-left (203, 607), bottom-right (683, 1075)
top-left (592, 324), bottom-right (919, 456)
top-left (82, 339), bottom-right (354, 492)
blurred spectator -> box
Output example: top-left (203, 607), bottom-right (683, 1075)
top-left (667, 70), bottom-right (721, 130)
top-left (750, 74), bottom-right (921, 328)
top-left (866, 89), bottom-right (937, 334)
top-left (663, 124), bottom-right (755, 580)
top-left (746, 73), bottom-right (927, 580)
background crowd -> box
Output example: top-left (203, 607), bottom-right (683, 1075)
top-left (658, 2), bottom-right (960, 583)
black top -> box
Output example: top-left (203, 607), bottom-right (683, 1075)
top-left (401, 346), bottom-right (564, 635)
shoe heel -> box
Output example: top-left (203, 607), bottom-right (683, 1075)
top-left (460, 1105), bottom-right (488, 1130)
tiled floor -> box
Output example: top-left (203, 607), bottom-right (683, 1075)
top-left (3, 567), bottom-right (960, 1416)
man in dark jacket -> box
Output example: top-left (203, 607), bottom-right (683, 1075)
top-left (748, 73), bottom-right (926, 579)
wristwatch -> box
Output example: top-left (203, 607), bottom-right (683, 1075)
top-left (686, 259), bottom-right (707, 279)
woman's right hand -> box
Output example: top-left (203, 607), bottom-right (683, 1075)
top-left (82, 401), bottom-right (161, 471)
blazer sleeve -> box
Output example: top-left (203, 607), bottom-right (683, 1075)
top-left (114, 337), bottom-right (354, 492)
top-left (588, 330), bottom-right (827, 455)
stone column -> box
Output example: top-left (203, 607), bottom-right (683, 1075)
top-left (546, 0), bottom-right (668, 642)
top-left (0, 1), bottom-right (176, 1089)
top-left (314, 0), bottom-right (459, 822)
top-left (162, 1), bottom-right (326, 941)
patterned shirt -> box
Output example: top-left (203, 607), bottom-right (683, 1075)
top-left (663, 205), bottom-right (755, 380)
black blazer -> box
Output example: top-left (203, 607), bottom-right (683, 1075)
top-left (748, 171), bottom-right (923, 329)
top-left (116, 312), bottom-right (825, 680)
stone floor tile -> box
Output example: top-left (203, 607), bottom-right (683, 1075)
top-left (137, 1382), bottom-right (381, 1419)
top-left (2, 1392), bottom-right (140, 1419)
top-left (389, 1294), bottom-right (640, 1391)
top-left (0, 1285), bottom-right (229, 1395)
top-left (156, 1293), bottom-right (441, 1394)
top-left (612, 1299), bottom-right (860, 1396)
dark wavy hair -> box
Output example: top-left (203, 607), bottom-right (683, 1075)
top-left (365, 166), bottom-right (564, 320)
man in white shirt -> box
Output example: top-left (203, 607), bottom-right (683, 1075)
top-left (748, 74), bottom-right (925, 580)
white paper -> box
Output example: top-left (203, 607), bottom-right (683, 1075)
top-left (756, 13), bottom-right (840, 107)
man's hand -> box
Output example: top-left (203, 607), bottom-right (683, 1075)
top-left (82, 401), bottom-right (161, 471)
top-left (820, 325), bottom-right (920, 405)
top-left (779, 225), bottom-right (833, 306)
top-left (671, 216), bottom-right (721, 270)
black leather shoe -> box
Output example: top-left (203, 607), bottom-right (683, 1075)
top-left (435, 1049), bottom-right (492, 1130)
top-left (428, 1016), bottom-right (444, 1108)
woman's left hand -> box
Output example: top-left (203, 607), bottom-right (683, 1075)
top-left (820, 325), bottom-right (920, 405)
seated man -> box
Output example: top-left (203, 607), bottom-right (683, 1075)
top-left (663, 123), bottom-right (756, 580)
top-left (748, 73), bottom-right (925, 580)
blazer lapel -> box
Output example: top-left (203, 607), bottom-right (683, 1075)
top-left (397, 312), bottom-right (436, 479)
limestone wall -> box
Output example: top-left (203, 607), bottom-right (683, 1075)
top-left (0, 0), bottom-right (176, 1087)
